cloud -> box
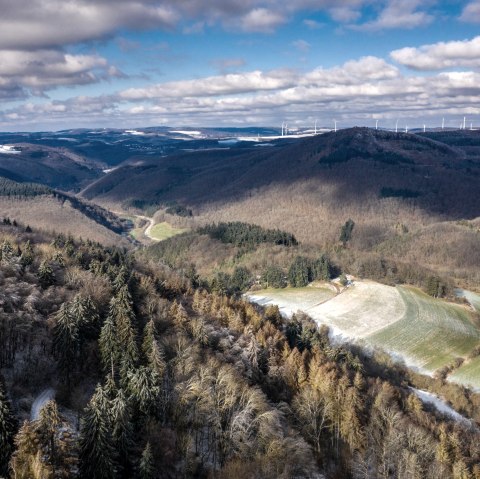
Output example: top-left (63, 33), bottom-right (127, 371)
top-left (354, 0), bottom-right (434, 31)
top-left (459, 1), bottom-right (480, 23)
top-left (292, 40), bottom-right (311, 52)
top-left (119, 70), bottom-right (297, 100)
top-left (0, 50), bottom-right (118, 99)
top-left (391, 36), bottom-right (480, 70)
top-left (238, 8), bottom-right (287, 32)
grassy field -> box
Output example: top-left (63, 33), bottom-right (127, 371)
top-left (449, 357), bottom-right (480, 390)
top-left (369, 287), bottom-right (480, 371)
top-left (248, 281), bottom-right (480, 380)
top-left (149, 222), bottom-right (187, 241)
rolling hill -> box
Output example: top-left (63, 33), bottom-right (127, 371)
top-left (0, 143), bottom-right (101, 190)
top-left (83, 127), bottom-right (480, 282)
top-left (0, 176), bottom-right (128, 245)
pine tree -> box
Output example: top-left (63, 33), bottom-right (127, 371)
top-left (53, 303), bottom-right (79, 386)
top-left (142, 319), bottom-right (166, 376)
top-left (138, 442), bottom-right (155, 479)
top-left (0, 380), bottom-right (17, 476)
top-left (111, 389), bottom-right (134, 477)
top-left (79, 385), bottom-right (116, 479)
top-left (36, 400), bottom-right (60, 471)
top-left (38, 260), bottom-right (56, 288)
top-left (127, 366), bottom-right (160, 417)
top-left (20, 240), bottom-right (34, 269)
top-left (99, 315), bottom-right (119, 374)
top-left (10, 420), bottom-right (53, 479)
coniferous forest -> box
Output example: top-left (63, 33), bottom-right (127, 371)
top-left (0, 220), bottom-right (479, 479)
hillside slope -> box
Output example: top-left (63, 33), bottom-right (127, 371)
top-left (0, 176), bottom-right (128, 245)
top-left (0, 143), bottom-right (101, 190)
top-left (83, 128), bottom-right (480, 281)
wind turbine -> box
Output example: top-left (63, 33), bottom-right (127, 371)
top-left (423, 124), bottom-right (426, 133)
top-left (375, 119), bottom-right (378, 130)
top-left (281, 122), bottom-right (284, 136)
top-left (334, 120), bottom-right (337, 132)
top-left (405, 125), bottom-right (408, 133)
top-left (395, 120), bottom-right (398, 133)
top-left (471, 122), bottom-right (474, 131)
top-left (463, 117), bottom-right (466, 130)
top-left (442, 118), bottom-right (444, 130)
top-left (314, 120), bottom-right (317, 135)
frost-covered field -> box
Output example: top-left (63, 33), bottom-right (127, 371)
top-left (449, 357), bottom-right (480, 391)
top-left (247, 281), bottom-right (480, 382)
top-left (458, 289), bottom-right (480, 313)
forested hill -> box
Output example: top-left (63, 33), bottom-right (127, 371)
top-left (0, 222), bottom-right (479, 478)
top-left (81, 127), bottom-right (480, 219)
top-left (0, 175), bottom-right (126, 243)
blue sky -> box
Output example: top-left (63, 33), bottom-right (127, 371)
top-left (1, 0), bottom-right (480, 130)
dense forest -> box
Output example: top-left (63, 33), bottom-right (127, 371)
top-left (0, 220), bottom-right (479, 479)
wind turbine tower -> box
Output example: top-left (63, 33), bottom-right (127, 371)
top-left (395, 120), bottom-right (398, 133)
top-left (423, 124), bottom-right (426, 133)
top-left (315, 120), bottom-right (317, 135)
top-left (405, 125), bottom-right (408, 133)
top-left (334, 120), bottom-right (337, 132)
top-left (442, 118), bottom-right (444, 130)
top-left (463, 117), bottom-right (466, 130)
top-left (375, 119), bottom-right (378, 130)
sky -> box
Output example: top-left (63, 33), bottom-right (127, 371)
top-left (1, 0), bottom-right (480, 131)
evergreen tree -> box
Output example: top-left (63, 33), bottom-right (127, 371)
top-left (53, 303), bottom-right (79, 386)
top-left (20, 240), bottom-right (34, 269)
top-left (10, 421), bottom-right (53, 479)
top-left (111, 389), bottom-right (134, 477)
top-left (36, 400), bottom-right (60, 471)
top-left (262, 265), bottom-right (286, 288)
top-left (288, 256), bottom-right (311, 287)
top-left (79, 385), bottom-right (116, 479)
top-left (99, 315), bottom-right (119, 374)
top-left (0, 380), bottom-right (17, 476)
top-left (138, 442), bottom-right (155, 479)
top-left (127, 366), bottom-right (160, 417)
top-left (38, 260), bottom-right (56, 288)
top-left (340, 218), bottom-right (355, 246)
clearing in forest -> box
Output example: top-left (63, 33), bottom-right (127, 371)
top-left (247, 281), bottom-right (480, 381)
top-left (149, 222), bottom-right (187, 241)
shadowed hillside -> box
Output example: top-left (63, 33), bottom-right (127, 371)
top-left (82, 127), bottom-right (479, 219)
top-left (0, 143), bottom-right (101, 191)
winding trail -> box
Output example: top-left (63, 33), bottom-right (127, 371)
top-left (136, 215), bottom-right (158, 241)
top-left (30, 389), bottom-right (55, 421)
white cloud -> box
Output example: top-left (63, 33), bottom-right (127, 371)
top-left (391, 36), bottom-right (480, 70)
top-left (0, 50), bottom-right (118, 98)
top-left (354, 0), bottom-right (433, 31)
top-left (119, 70), bottom-right (297, 100)
top-left (459, 1), bottom-right (480, 23)
top-left (238, 8), bottom-right (287, 32)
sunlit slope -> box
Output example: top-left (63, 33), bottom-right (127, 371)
top-left (368, 287), bottom-right (480, 371)
top-left (248, 282), bottom-right (480, 378)
top-left (449, 357), bottom-right (480, 390)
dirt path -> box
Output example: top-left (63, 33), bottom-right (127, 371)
top-left (136, 214), bottom-right (158, 241)
top-left (31, 388), bottom-right (55, 421)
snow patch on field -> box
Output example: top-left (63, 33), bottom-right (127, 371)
top-left (410, 388), bottom-right (471, 425)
